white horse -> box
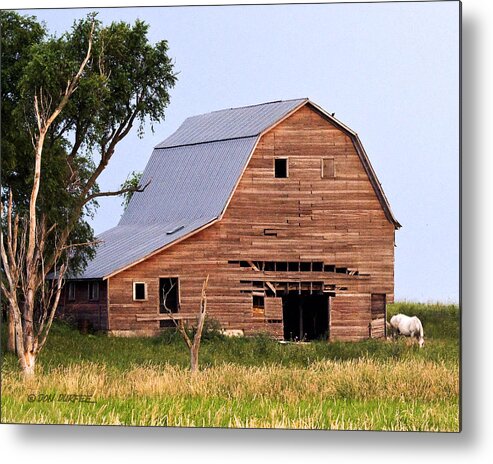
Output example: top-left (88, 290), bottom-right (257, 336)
top-left (389, 314), bottom-right (425, 348)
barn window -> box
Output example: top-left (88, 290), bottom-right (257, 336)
top-left (68, 282), bottom-right (76, 301)
top-left (322, 158), bottom-right (335, 178)
top-left (88, 282), bottom-right (99, 301)
top-left (253, 295), bottom-right (265, 309)
top-left (133, 282), bottom-right (147, 301)
top-left (252, 294), bottom-right (265, 318)
top-left (274, 158), bottom-right (288, 178)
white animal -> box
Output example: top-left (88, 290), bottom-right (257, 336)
top-left (389, 314), bottom-right (425, 348)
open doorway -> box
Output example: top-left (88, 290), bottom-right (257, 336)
top-left (282, 294), bottom-right (329, 341)
top-left (159, 277), bottom-right (179, 328)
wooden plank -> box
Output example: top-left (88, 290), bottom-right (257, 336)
top-left (264, 297), bottom-right (283, 320)
top-left (136, 314), bottom-right (197, 322)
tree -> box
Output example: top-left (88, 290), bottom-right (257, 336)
top-left (0, 12), bottom-right (177, 375)
top-left (1, 12), bottom-right (98, 266)
top-left (120, 171), bottom-right (143, 210)
top-left (1, 11), bottom-right (46, 354)
top-left (162, 276), bottom-right (209, 373)
top-left (1, 12), bottom-right (97, 354)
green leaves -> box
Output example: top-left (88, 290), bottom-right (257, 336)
top-left (1, 11), bottom-right (177, 274)
top-left (1, 11), bottom-right (46, 202)
top-left (120, 171), bottom-right (143, 210)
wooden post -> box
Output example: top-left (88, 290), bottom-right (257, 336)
top-left (299, 299), bottom-right (303, 341)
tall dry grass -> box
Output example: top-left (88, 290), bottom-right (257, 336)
top-left (2, 359), bottom-right (459, 430)
top-left (4, 358), bottom-right (458, 402)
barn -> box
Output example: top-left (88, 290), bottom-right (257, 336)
top-left (59, 98), bottom-right (400, 341)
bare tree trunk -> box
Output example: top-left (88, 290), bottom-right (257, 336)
top-left (21, 299), bottom-right (36, 376)
top-left (0, 22), bottom-right (94, 377)
top-left (19, 349), bottom-right (36, 376)
top-left (164, 276), bottom-right (209, 373)
top-left (7, 308), bottom-right (16, 353)
top-left (190, 277), bottom-right (208, 373)
top-left (190, 349), bottom-right (199, 373)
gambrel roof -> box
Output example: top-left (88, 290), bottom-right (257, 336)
top-left (155, 98), bottom-right (307, 148)
top-left (73, 98), bottom-right (399, 280)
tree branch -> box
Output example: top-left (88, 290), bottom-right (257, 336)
top-left (78, 94), bottom-right (144, 205)
top-left (83, 180), bottom-right (151, 205)
top-left (36, 261), bottom-right (67, 354)
top-left (43, 20), bottom-right (95, 130)
top-left (6, 190), bottom-right (17, 267)
top-left (61, 238), bottom-right (102, 250)
top-left (192, 275), bottom-right (209, 349)
top-left (161, 280), bottom-right (193, 349)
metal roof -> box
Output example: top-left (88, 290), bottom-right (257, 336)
top-left (74, 137), bottom-right (258, 279)
top-left (71, 218), bottom-right (215, 279)
top-left (120, 137), bottom-right (258, 226)
top-left (156, 98), bottom-right (307, 148)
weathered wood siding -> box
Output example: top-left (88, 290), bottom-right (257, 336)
top-left (58, 280), bottom-right (108, 331)
top-left (106, 105), bottom-right (395, 339)
top-left (369, 293), bottom-right (387, 339)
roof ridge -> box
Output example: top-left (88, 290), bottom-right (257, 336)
top-left (155, 135), bottom-right (258, 151)
top-left (194, 97), bottom-right (308, 117)
top-left (155, 98), bottom-right (308, 149)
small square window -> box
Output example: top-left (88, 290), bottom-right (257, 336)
top-left (253, 295), bottom-right (265, 309)
top-left (88, 282), bottom-right (99, 301)
top-left (252, 294), bottom-right (265, 319)
top-left (274, 158), bottom-right (288, 178)
top-left (322, 158), bottom-right (335, 178)
top-left (68, 282), bottom-right (76, 301)
top-left (133, 282), bottom-right (147, 301)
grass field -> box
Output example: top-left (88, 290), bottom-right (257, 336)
top-left (1, 302), bottom-right (460, 430)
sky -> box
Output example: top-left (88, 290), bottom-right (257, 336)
top-left (19, 1), bottom-right (460, 303)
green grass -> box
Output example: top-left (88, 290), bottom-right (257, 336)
top-left (1, 302), bottom-right (460, 430)
top-left (2, 396), bottom-right (458, 430)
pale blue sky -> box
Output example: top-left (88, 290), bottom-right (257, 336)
top-left (21, 2), bottom-right (460, 302)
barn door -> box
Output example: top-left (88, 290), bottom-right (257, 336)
top-left (370, 293), bottom-right (386, 338)
top-left (159, 277), bottom-right (179, 328)
top-left (282, 294), bottom-right (329, 341)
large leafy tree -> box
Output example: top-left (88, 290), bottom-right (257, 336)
top-left (0, 12), bottom-right (176, 375)
top-left (1, 11), bottom-right (45, 198)
top-left (1, 12), bottom-right (96, 353)
top-left (1, 12), bottom-right (97, 278)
